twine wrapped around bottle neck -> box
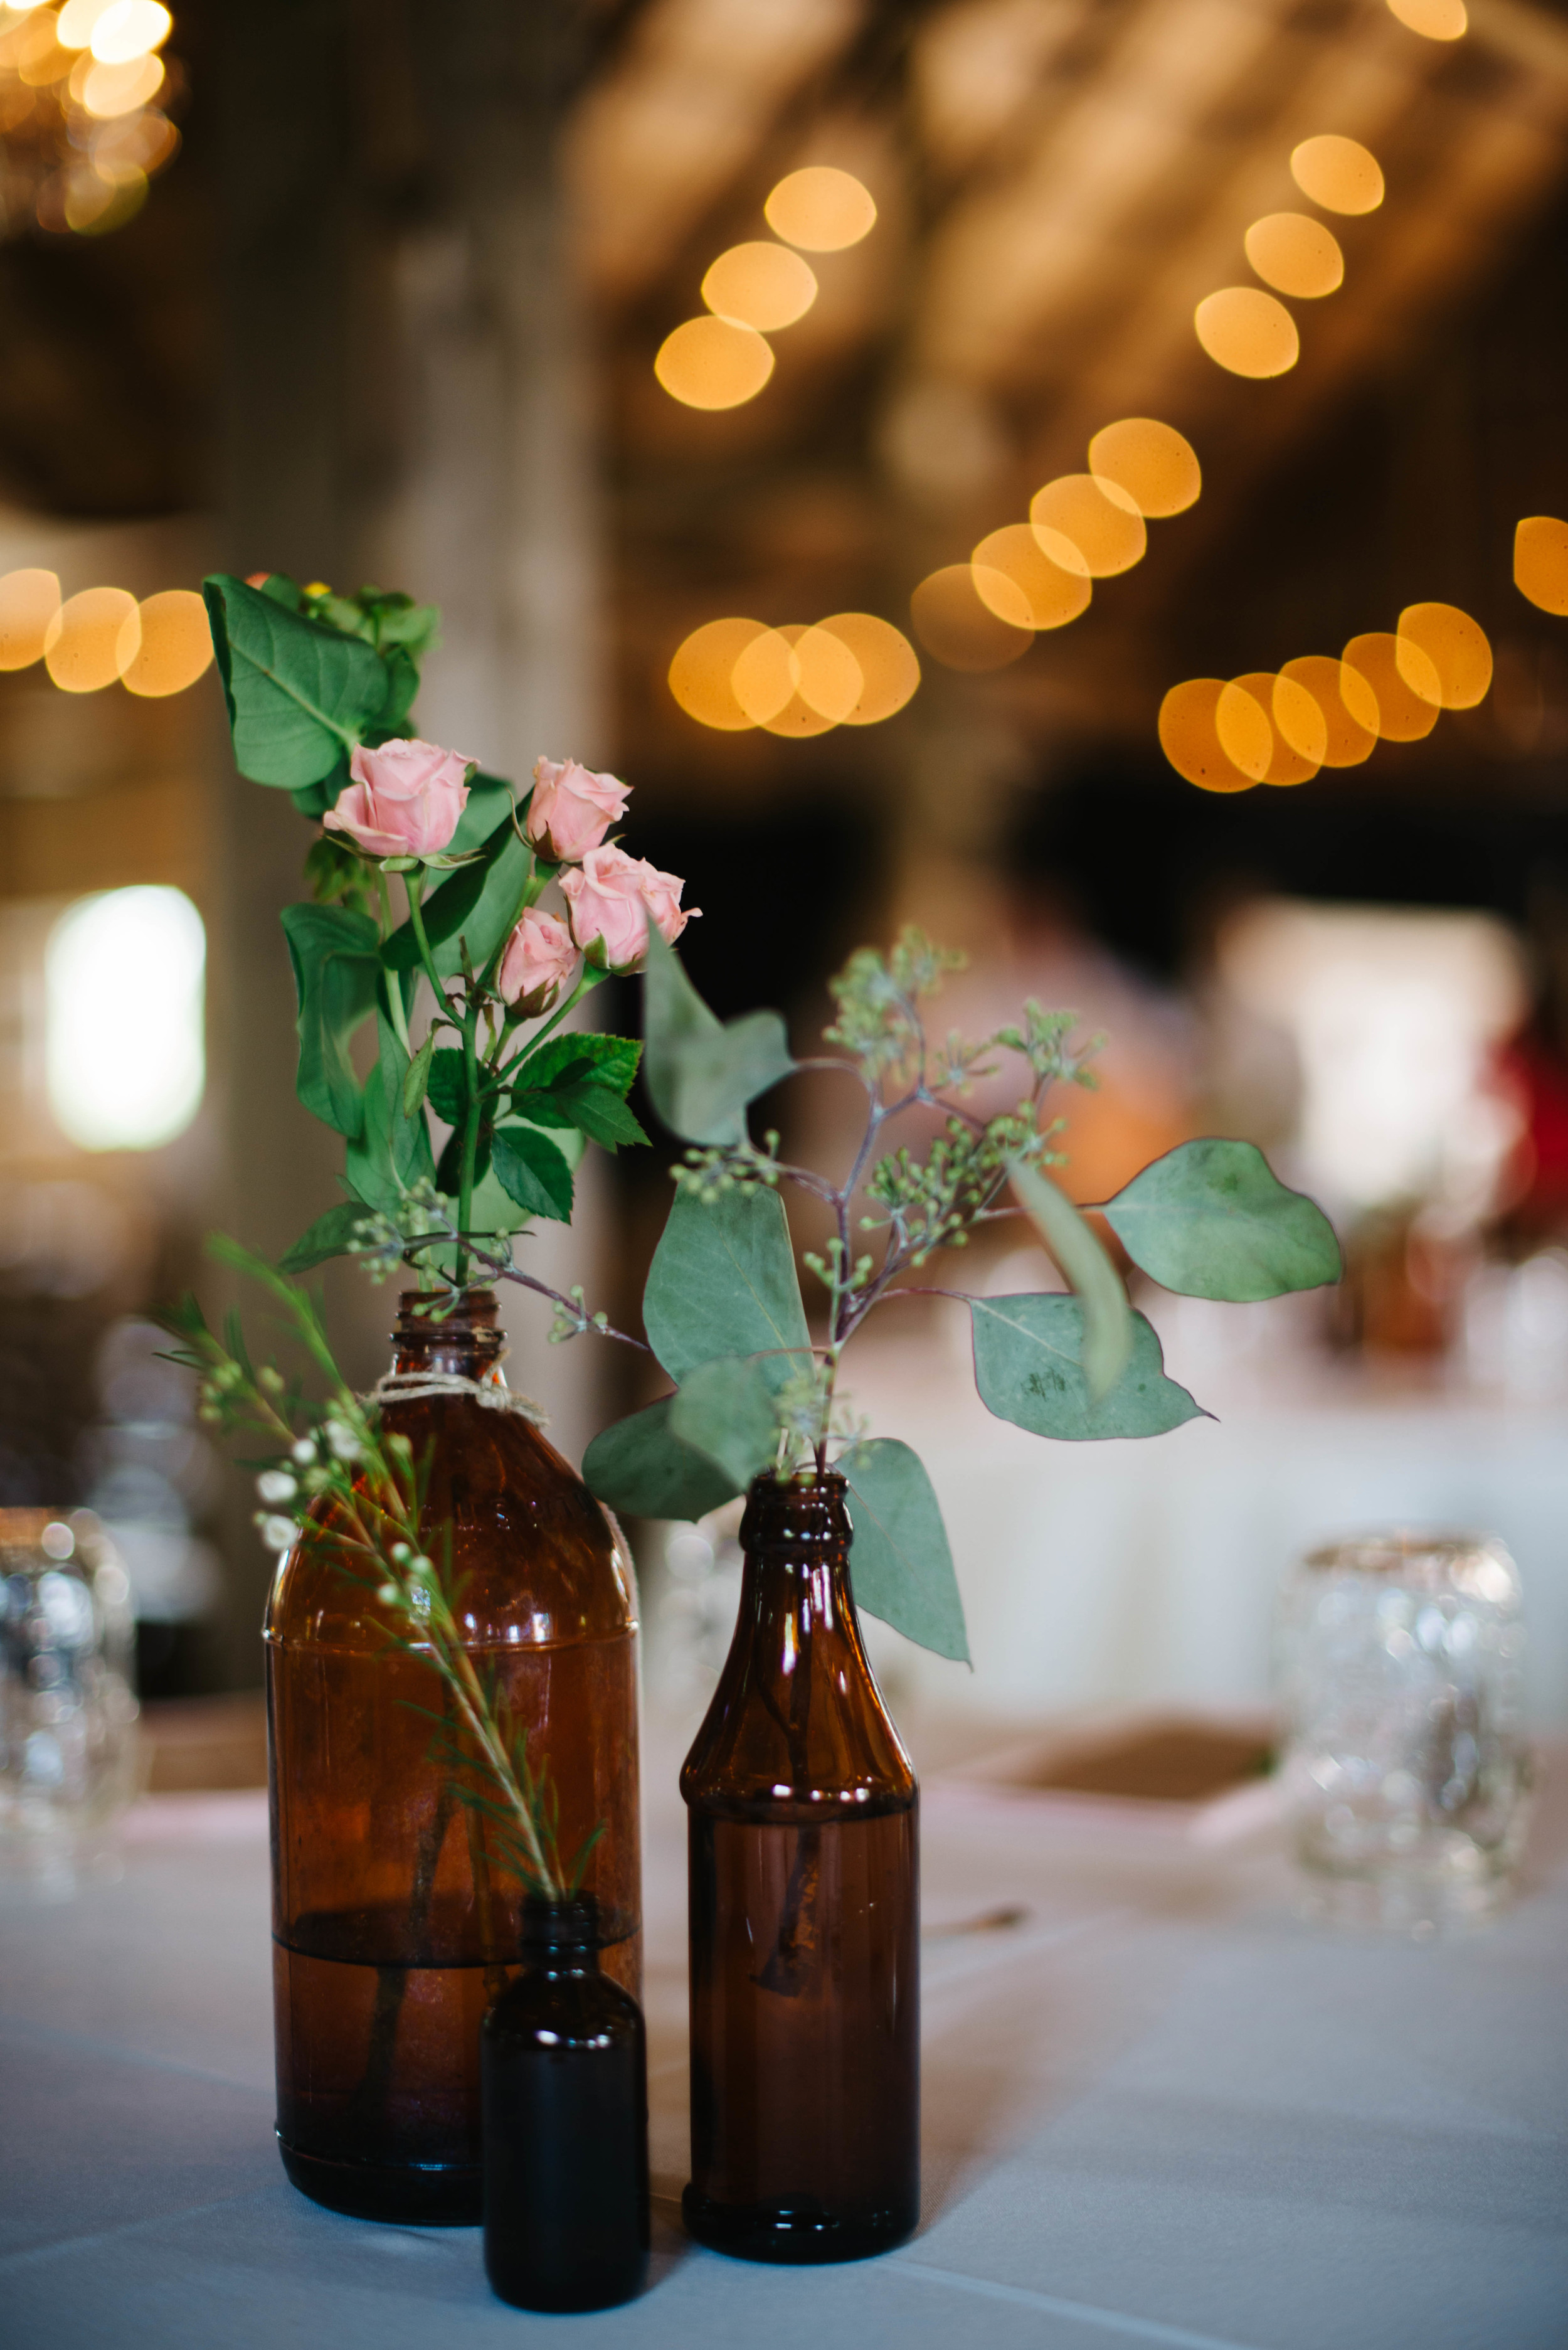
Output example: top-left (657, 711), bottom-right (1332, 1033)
top-left (369, 1369), bottom-right (548, 1428)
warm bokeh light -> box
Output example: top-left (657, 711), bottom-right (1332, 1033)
top-left (1232, 671), bottom-right (1320, 784)
top-left (1087, 418), bottom-right (1201, 518)
top-left (76, 47), bottom-right (161, 113)
top-left (972, 525), bottom-right (1091, 630)
top-left (1387, 0), bottom-right (1466, 36)
top-left (46, 885), bottom-right (204, 1152)
top-left (729, 627), bottom-right (797, 725)
top-left (668, 617), bottom-right (766, 730)
top-left (701, 242), bottom-right (818, 333)
top-left (1396, 602), bottom-right (1492, 708)
top-left (1214, 681), bottom-right (1273, 782)
top-left (763, 166), bottom-right (876, 253)
top-left (654, 315), bottom-right (775, 409)
top-left (66, 165), bottom-right (146, 231)
top-left (1514, 516), bottom-right (1568, 616)
top-left (1158, 679), bottom-right (1258, 792)
top-left (1244, 213), bottom-right (1344, 299)
top-left (119, 588), bottom-right (213, 698)
top-left (1290, 134), bottom-right (1384, 215)
top-left (55, 0), bottom-right (114, 46)
top-left (0, 566), bottom-right (61, 669)
top-left (750, 627), bottom-right (837, 738)
top-left (1269, 673), bottom-right (1330, 770)
top-left (911, 565), bottom-right (1032, 671)
top-left (1028, 474), bottom-right (1146, 577)
top-left (792, 624), bottom-right (862, 722)
top-left (88, 0), bottom-right (170, 63)
top-left (1342, 632), bottom-right (1439, 740)
top-left (815, 613), bottom-right (920, 723)
top-left (1194, 288), bottom-right (1299, 378)
top-left (1278, 655), bottom-right (1379, 765)
top-left (43, 585), bottom-right (139, 692)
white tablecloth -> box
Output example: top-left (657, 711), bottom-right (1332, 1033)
top-left (3, 1736), bottom-right (1565, 2350)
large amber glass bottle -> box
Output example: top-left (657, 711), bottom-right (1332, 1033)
top-left (266, 1290), bottom-right (640, 2225)
top-left (681, 1470), bottom-right (918, 2263)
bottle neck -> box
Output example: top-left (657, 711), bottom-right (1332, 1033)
top-left (389, 1287), bottom-right (505, 1381)
top-left (520, 1895), bottom-right (603, 1975)
top-left (736, 1474), bottom-right (857, 1645)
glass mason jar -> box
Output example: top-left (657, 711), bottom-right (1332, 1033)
top-left (0, 1508), bottom-right (138, 1892)
top-left (266, 1290), bottom-right (641, 2224)
top-left (1276, 1531), bottom-right (1530, 1928)
top-left (681, 1470), bottom-right (919, 2264)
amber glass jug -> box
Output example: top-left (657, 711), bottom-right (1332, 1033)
top-left (681, 1470), bottom-right (919, 2263)
top-left (266, 1290), bottom-right (640, 2225)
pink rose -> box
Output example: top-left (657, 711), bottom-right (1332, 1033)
top-left (323, 737), bottom-right (474, 859)
top-left (559, 844), bottom-right (698, 972)
top-left (497, 908), bottom-right (581, 1016)
top-left (524, 755), bottom-right (630, 863)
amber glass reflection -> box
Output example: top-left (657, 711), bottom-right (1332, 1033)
top-left (681, 1472), bottom-right (918, 2263)
top-left (266, 1290), bottom-right (640, 2225)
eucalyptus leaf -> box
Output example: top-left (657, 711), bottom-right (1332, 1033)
top-left (1103, 1138), bottom-right (1342, 1301)
top-left (642, 928), bottom-right (795, 1145)
top-left (839, 1439), bottom-right (969, 1665)
top-left (970, 1295), bottom-right (1205, 1442)
top-left (670, 1356), bottom-right (780, 1490)
top-left (279, 903), bottom-right (381, 1139)
top-left (1008, 1156), bottom-right (1132, 1401)
top-left (203, 575), bottom-right (388, 789)
top-left (644, 1185), bottom-right (811, 1392)
top-left (491, 1124), bottom-right (575, 1223)
top-left (582, 1396), bottom-right (743, 1520)
top-left (278, 1199), bottom-right (369, 1275)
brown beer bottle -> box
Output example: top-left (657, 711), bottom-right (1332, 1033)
top-left (681, 1469), bottom-right (919, 2262)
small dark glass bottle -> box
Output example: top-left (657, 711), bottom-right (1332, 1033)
top-left (681, 1471), bottom-right (919, 2263)
top-left (482, 1895), bottom-right (650, 2312)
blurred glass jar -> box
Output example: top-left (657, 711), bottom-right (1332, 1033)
top-left (0, 1509), bottom-right (139, 1891)
top-left (1277, 1533), bottom-right (1529, 1928)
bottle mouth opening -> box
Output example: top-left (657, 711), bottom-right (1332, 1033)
top-left (520, 1893), bottom-right (602, 1952)
top-left (396, 1285), bottom-right (500, 1332)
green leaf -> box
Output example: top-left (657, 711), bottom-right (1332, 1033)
top-left (669, 1356), bottom-right (779, 1490)
top-left (643, 1185), bottom-right (811, 1391)
top-left (642, 927), bottom-right (795, 1145)
top-left (514, 1079), bottom-right (647, 1152)
top-left (410, 858), bottom-right (490, 949)
top-left (278, 1199), bottom-right (371, 1275)
top-left (839, 1439), bottom-right (968, 1664)
top-left (426, 1048), bottom-right (469, 1128)
top-left (512, 1032), bottom-right (641, 1098)
top-left (491, 1124), bottom-right (575, 1223)
top-left (347, 1016), bottom-right (436, 1211)
top-left (203, 575), bottom-right (389, 789)
top-left (1103, 1138), bottom-right (1342, 1301)
top-left (970, 1295), bottom-right (1205, 1441)
top-left (447, 770), bottom-right (517, 858)
top-left (368, 644), bottom-right (419, 738)
top-left (402, 1031), bottom-right (437, 1117)
top-left (582, 1396), bottom-right (743, 1520)
top-left (279, 903), bottom-right (382, 1138)
top-left (381, 827), bottom-right (531, 978)
top-left (1008, 1156), bottom-right (1132, 1401)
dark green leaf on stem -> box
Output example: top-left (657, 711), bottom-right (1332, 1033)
top-left (1103, 1138), bottom-right (1342, 1301)
top-left (644, 1185), bottom-right (811, 1390)
top-left (642, 927), bottom-right (794, 1145)
top-left (203, 575), bottom-right (388, 789)
top-left (514, 1078), bottom-right (647, 1151)
top-left (402, 1031), bottom-right (437, 1117)
top-left (381, 827), bottom-right (531, 977)
top-left (279, 903), bottom-right (381, 1138)
top-left (669, 1356), bottom-right (779, 1490)
top-left (447, 770), bottom-right (517, 858)
top-left (426, 1049), bottom-right (469, 1129)
top-left (491, 1124), bottom-right (575, 1223)
top-left (348, 1018), bottom-right (436, 1210)
top-left (970, 1295), bottom-right (1205, 1441)
top-left (512, 1032), bottom-right (641, 1098)
top-left (839, 1439), bottom-right (969, 1664)
top-left (582, 1396), bottom-right (743, 1520)
top-left (279, 1199), bottom-right (369, 1274)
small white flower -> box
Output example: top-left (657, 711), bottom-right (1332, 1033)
top-left (260, 1514), bottom-right (297, 1552)
top-left (376, 1582), bottom-right (400, 1606)
top-left (324, 1420), bottom-right (362, 1462)
top-left (257, 1470), bottom-right (297, 1505)
top-left (292, 1437), bottom-right (317, 1465)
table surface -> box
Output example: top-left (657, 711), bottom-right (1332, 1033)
top-left (3, 1728), bottom-right (1566, 2350)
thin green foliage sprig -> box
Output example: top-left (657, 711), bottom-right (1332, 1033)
top-left (157, 1239), bottom-right (595, 1901)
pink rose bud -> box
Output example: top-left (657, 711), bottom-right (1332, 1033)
top-left (497, 908), bottom-right (581, 1016)
top-left (559, 844), bottom-right (698, 973)
top-left (322, 737), bottom-right (475, 859)
top-left (524, 755), bottom-right (631, 863)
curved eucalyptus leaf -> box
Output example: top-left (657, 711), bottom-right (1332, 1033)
top-left (970, 1295), bottom-right (1205, 1442)
top-left (1103, 1138), bottom-right (1342, 1301)
top-left (642, 928), bottom-right (795, 1145)
top-left (670, 1356), bottom-right (779, 1490)
top-left (839, 1438), bottom-right (968, 1665)
top-left (1008, 1156), bottom-right (1132, 1400)
top-left (280, 903), bottom-right (381, 1139)
top-left (583, 1396), bottom-right (743, 1520)
top-left (203, 575), bottom-right (388, 790)
top-left (644, 1186), bottom-right (811, 1391)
